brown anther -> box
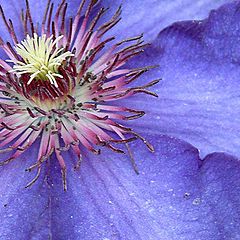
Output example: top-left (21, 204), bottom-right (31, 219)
top-left (8, 19), bottom-right (18, 44)
top-left (88, 7), bottom-right (106, 33)
top-left (42, 0), bottom-right (51, 30)
top-left (106, 144), bottom-right (125, 154)
top-left (26, 107), bottom-right (36, 118)
top-left (47, 3), bottom-right (54, 34)
top-left (110, 136), bottom-right (137, 144)
top-left (92, 148), bottom-right (101, 155)
top-left (116, 34), bottom-right (144, 46)
top-left (25, 166), bottom-right (41, 188)
top-left (6, 42), bottom-right (20, 60)
top-left (61, 167), bottom-right (67, 191)
top-left (67, 94), bottom-right (75, 103)
top-left (74, 154), bottom-right (82, 170)
top-left (126, 111), bottom-right (145, 120)
top-left (0, 104), bottom-right (15, 115)
top-left (16, 146), bottom-right (26, 151)
top-left (0, 147), bottom-right (12, 153)
top-left (60, 3), bottom-right (68, 34)
top-left (125, 143), bottom-right (139, 175)
top-left (29, 124), bottom-right (41, 131)
top-left (132, 89), bottom-right (158, 97)
top-left (98, 5), bottom-right (122, 37)
top-left (25, 0), bottom-right (34, 35)
top-left (0, 157), bottom-right (15, 166)
top-left (131, 131), bottom-right (154, 152)
top-left (65, 17), bottom-right (73, 50)
top-left (0, 5), bottom-right (11, 33)
top-left (34, 107), bottom-right (47, 115)
top-left (1, 121), bottom-right (16, 130)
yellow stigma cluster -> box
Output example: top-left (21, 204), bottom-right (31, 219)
top-left (9, 33), bottom-right (73, 87)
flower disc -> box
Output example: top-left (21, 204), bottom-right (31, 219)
top-left (0, 0), bottom-right (159, 190)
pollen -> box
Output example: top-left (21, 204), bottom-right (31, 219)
top-left (9, 33), bottom-right (73, 87)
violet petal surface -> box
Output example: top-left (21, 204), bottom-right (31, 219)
top-left (126, 1), bottom-right (240, 157)
top-left (1, 135), bottom-right (240, 239)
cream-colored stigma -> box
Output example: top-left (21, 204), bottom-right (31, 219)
top-left (9, 33), bottom-right (73, 87)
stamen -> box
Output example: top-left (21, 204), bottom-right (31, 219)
top-left (25, 166), bottom-right (41, 188)
top-left (0, 0), bottom-right (159, 191)
top-left (25, 0), bottom-right (34, 35)
top-left (41, 0), bottom-right (51, 33)
top-left (9, 33), bottom-right (73, 87)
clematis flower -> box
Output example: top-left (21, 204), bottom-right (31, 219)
top-left (0, 0), bottom-right (160, 190)
top-left (0, 0), bottom-right (240, 239)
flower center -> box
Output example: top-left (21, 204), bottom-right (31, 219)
top-left (0, 0), bottom-right (158, 191)
top-left (9, 33), bottom-right (73, 87)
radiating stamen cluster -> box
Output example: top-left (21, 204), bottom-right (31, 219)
top-left (9, 33), bottom-right (73, 87)
top-left (0, 0), bottom-right (159, 191)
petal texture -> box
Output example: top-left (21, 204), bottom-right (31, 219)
top-left (0, 135), bottom-right (240, 240)
top-left (126, 1), bottom-right (240, 157)
top-left (44, 135), bottom-right (240, 239)
top-left (0, 1), bottom-right (239, 240)
top-left (0, 144), bottom-right (51, 239)
top-left (2, 135), bottom-right (240, 239)
top-left (0, 0), bottom-right (231, 44)
top-left (100, 0), bottom-right (231, 42)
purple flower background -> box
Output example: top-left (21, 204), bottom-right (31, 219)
top-left (0, 0), bottom-right (239, 239)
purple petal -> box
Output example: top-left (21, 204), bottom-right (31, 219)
top-left (0, 0), bottom-right (47, 44)
top-left (1, 135), bottom-right (240, 238)
top-left (51, 136), bottom-right (240, 239)
top-left (26, 135), bottom-right (240, 238)
top-left (0, 1), bottom-right (240, 239)
top-left (100, 0), bottom-right (231, 42)
top-left (0, 0), bottom-right (231, 44)
top-left (126, 1), bottom-right (240, 157)
top-left (0, 144), bottom-right (50, 239)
